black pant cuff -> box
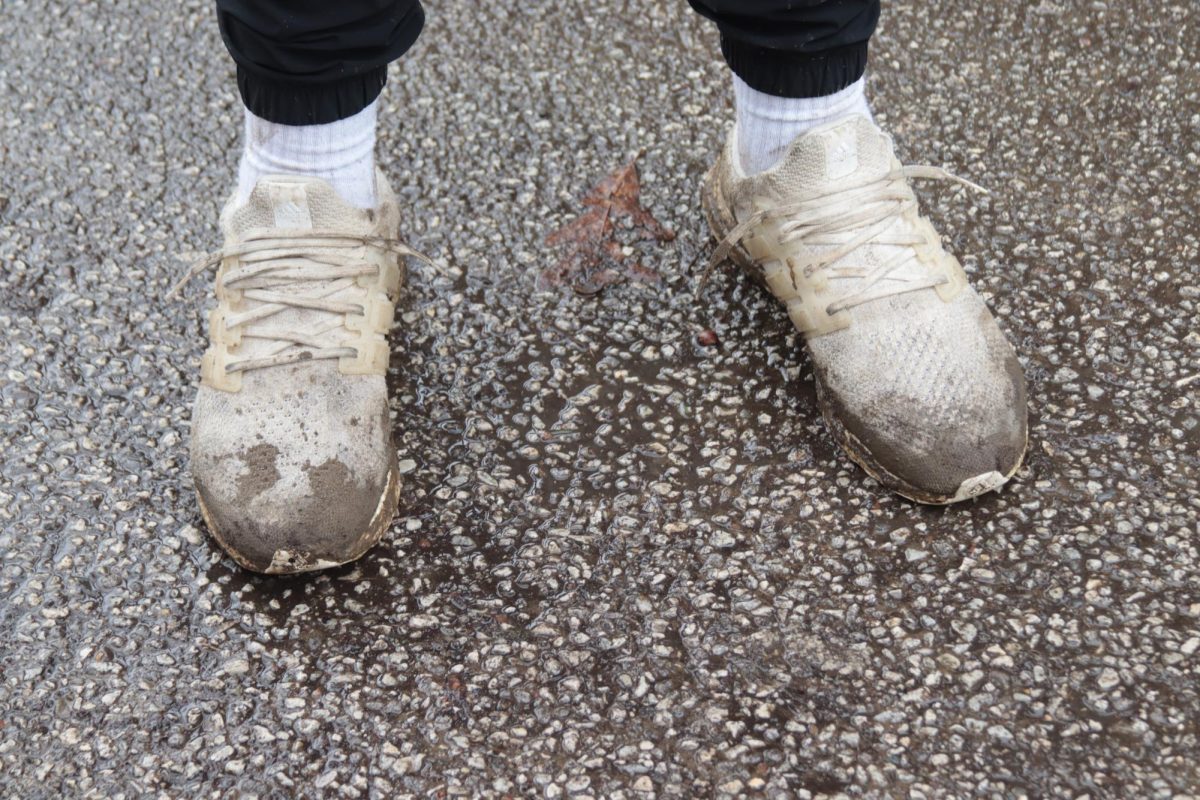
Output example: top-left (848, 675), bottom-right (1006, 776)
top-left (720, 38), bottom-right (869, 99)
top-left (237, 67), bottom-right (389, 126)
top-left (234, 2), bottom-right (424, 125)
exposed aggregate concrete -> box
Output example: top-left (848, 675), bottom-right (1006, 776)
top-left (1, 0), bottom-right (1197, 797)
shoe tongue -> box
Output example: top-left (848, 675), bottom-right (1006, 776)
top-left (226, 176), bottom-right (373, 238)
top-left (763, 116), bottom-right (896, 200)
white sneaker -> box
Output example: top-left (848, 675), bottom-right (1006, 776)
top-left (183, 171), bottom-right (411, 572)
top-left (702, 116), bottom-right (1027, 504)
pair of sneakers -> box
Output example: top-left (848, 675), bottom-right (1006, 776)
top-left (183, 116), bottom-right (1027, 574)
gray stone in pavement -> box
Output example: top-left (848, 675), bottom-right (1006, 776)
top-left (1, 0), bottom-right (1198, 797)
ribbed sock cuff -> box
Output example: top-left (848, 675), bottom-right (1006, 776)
top-left (236, 101), bottom-right (379, 208)
top-left (733, 75), bottom-right (872, 174)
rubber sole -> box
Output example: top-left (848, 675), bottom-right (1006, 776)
top-left (701, 165), bottom-right (1027, 505)
top-left (198, 448), bottom-right (402, 575)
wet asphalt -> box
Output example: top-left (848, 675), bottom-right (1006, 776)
top-left (2, 0), bottom-right (1199, 797)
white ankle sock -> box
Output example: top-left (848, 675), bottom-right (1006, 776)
top-left (235, 100), bottom-right (379, 209)
top-left (733, 76), bottom-right (873, 175)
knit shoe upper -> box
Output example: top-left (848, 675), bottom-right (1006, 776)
top-left (189, 172), bottom-right (406, 573)
top-left (703, 115), bottom-right (1028, 504)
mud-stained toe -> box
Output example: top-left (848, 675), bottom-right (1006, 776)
top-left (818, 351), bottom-right (1028, 504)
top-left (195, 449), bottom-right (396, 574)
top-left (191, 364), bottom-right (400, 574)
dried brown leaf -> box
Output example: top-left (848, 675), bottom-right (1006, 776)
top-left (538, 153), bottom-right (675, 294)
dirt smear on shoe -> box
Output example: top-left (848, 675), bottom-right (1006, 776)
top-left (236, 443), bottom-right (281, 505)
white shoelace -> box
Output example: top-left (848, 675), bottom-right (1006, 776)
top-left (171, 232), bottom-right (425, 374)
top-left (705, 166), bottom-right (987, 313)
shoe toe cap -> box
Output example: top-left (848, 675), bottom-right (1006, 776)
top-left (891, 403), bottom-right (1026, 502)
top-left (813, 305), bottom-right (1028, 503)
top-left (195, 451), bottom-right (395, 573)
top-left (191, 372), bottom-right (397, 573)
top-left (824, 375), bottom-right (1027, 503)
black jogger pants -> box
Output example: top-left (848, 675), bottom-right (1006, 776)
top-left (215, 1), bottom-right (880, 125)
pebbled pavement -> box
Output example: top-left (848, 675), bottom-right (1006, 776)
top-left (1, 0), bottom-right (1198, 797)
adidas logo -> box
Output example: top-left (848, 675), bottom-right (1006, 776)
top-left (825, 133), bottom-right (859, 180)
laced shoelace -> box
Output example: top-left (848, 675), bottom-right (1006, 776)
top-left (170, 231), bottom-right (431, 374)
top-left (703, 165), bottom-right (987, 313)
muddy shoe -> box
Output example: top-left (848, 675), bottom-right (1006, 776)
top-left (703, 116), bottom-right (1027, 504)
top-left (180, 172), bottom-right (412, 573)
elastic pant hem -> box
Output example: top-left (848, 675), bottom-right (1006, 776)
top-left (235, 5), bottom-right (423, 125)
top-left (720, 39), bottom-right (869, 99)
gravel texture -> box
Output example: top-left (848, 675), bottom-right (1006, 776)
top-left (1, 0), bottom-right (1198, 797)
